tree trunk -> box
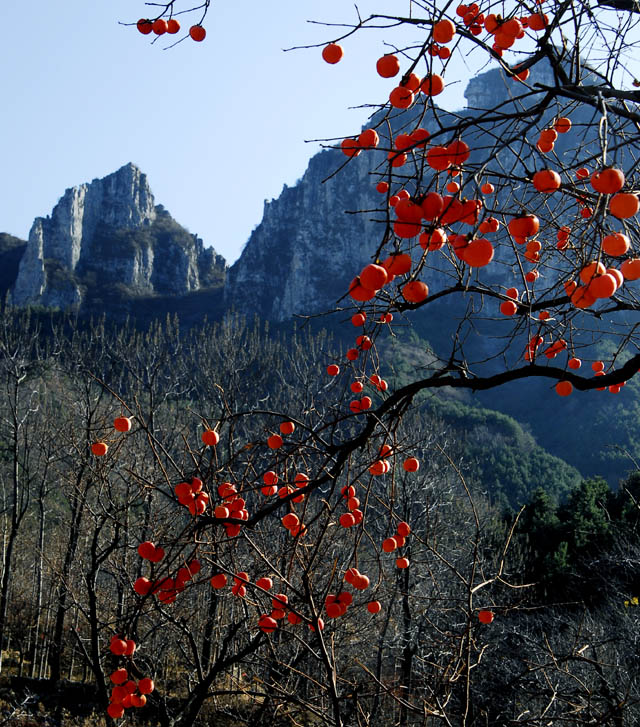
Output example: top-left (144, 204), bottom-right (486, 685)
top-left (49, 477), bottom-right (85, 682)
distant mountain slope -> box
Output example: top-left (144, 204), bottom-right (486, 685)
top-left (0, 233), bottom-right (27, 303)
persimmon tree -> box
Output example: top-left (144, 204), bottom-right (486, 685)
top-left (318, 0), bottom-right (640, 399)
top-left (130, 1), bottom-right (210, 43)
top-left (78, 0), bottom-right (640, 724)
top-left (131, 0), bottom-right (640, 389)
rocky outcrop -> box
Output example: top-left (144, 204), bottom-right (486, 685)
top-left (0, 234), bottom-right (27, 305)
top-left (463, 60), bottom-right (556, 110)
top-left (10, 163), bottom-right (225, 310)
top-left (225, 147), bottom-right (384, 321)
top-left (226, 59), bottom-right (600, 322)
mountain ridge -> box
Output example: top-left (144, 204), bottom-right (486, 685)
top-left (6, 162), bottom-right (226, 314)
top-left (2, 60), bottom-right (568, 320)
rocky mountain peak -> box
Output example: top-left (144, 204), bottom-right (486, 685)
top-left (10, 164), bottom-right (225, 311)
top-left (224, 60), bottom-right (600, 322)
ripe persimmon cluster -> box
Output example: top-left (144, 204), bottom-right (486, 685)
top-left (107, 637), bottom-right (155, 719)
top-left (136, 18), bottom-right (206, 41)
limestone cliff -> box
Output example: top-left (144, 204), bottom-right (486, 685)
top-left (226, 147), bottom-right (383, 322)
top-left (10, 163), bottom-right (225, 310)
top-left (226, 60), bottom-right (599, 322)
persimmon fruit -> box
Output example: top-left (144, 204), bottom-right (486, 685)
top-left (610, 193), bottom-right (639, 218)
top-left (533, 169), bottom-right (561, 192)
top-left (134, 577), bottom-right (152, 595)
top-left (389, 86), bottom-right (414, 109)
top-left (282, 513), bottom-right (300, 530)
top-left (322, 43), bottom-right (343, 64)
top-left (360, 264), bottom-right (388, 291)
top-left (348, 277), bottom-right (376, 301)
top-left (137, 541), bottom-right (156, 560)
top-left (202, 429), bottom-right (219, 446)
top-left (426, 146), bottom-right (451, 171)
top-left (383, 253), bottom-right (412, 276)
top-left (341, 138), bottom-right (360, 158)
top-left (403, 457), bottom-right (420, 472)
top-left (402, 281), bottom-right (429, 303)
top-left (621, 258), bottom-right (640, 280)
top-left (447, 140), bottom-right (470, 165)
top-left (464, 238), bottom-right (494, 267)
top-left (210, 573), bottom-right (227, 589)
top-left (589, 273), bottom-right (617, 299)
top-left (579, 261), bottom-right (606, 284)
top-left (376, 54), bottom-right (400, 77)
top-left (267, 434), bottom-right (283, 449)
top-left (555, 381), bottom-right (573, 396)
top-left (508, 215), bottom-right (539, 238)
top-left (340, 513), bottom-right (356, 528)
top-left (382, 537), bottom-right (398, 552)
top-left (113, 416), bottom-right (131, 432)
top-left (358, 128), bottom-right (379, 148)
top-left (137, 19), bottom-right (153, 35)
top-left (400, 72), bottom-right (421, 92)
top-left (421, 74), bottom-right (445, 96)
top-left (591, 167), bottom-right (625, 194)
top-left (189, 25), bottom-right (206, 41)
top-left (110, 668), bottom-right (128, 685)
top-left (110, 637), bottom-right (128, 656)
top-left (433, 19), bottom-right (456, 43)
top-left (107, 704), bottom-right (125, 719)
top-left (259, 615), bottom-right (278, 633)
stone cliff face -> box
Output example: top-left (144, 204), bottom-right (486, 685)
top-left (463, 60), bottom-right (556, 109)
top-left (10, 163), bottom-right (225, 310)
top-left (226, 148), bottom-right (383, 322)
top-left (226, 60), bottom-right (599, 322)
top-left (225, 69), bottom-right (519, 322)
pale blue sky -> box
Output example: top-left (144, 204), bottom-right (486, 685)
top-left (2, 2), bottom-right (636, 264)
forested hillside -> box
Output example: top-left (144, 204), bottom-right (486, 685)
top-left (0, 311), bottom-right (638, 725)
